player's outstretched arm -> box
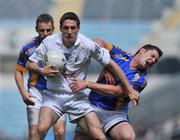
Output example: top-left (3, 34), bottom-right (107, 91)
top-left (70, 78), bottom-right (123, 97)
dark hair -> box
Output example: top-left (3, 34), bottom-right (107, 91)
top-left (60, 12), bottom-right (80, 28)
top-left (135, 44), bottom-right (163, 57)
top-left (36, 13), bottom-right (54, 27)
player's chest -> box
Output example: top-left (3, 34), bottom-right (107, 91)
top-left (64, 46), bottom-right (90, 66)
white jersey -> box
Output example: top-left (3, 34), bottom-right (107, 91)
top-left (29, 33), bottom-right (110, 93)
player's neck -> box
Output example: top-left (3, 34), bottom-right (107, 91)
top-left (130, 58), bottom-right (138, 70)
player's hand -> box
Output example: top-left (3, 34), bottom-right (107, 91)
top-left (69, 78), bottom-right (87, 92)
top-left (123, 87), bottom-right (140, 106)
top-left (98, 68), bottom-right (115, 85)
top-left (22, 91), bottom-right (35, 105)
top-left (40, 65), bottom-right (60, 77)
top-left (128, 93), bottom-right (139, 106)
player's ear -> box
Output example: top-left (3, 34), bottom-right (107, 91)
top-left (140, 48), bottom-right (146, 54)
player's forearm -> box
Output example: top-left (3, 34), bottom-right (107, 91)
top-left (107, 59), bottom-right (131, 91)
top-left (26, 60), bottom-right (42, 73)
top-left (14, 70), bottom-right (27, 96)
top-left (87, 81), bottom-right (123, 96)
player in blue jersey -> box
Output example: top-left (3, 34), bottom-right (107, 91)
top-left (14, 14), bottom-right (66, 140)
top-left (70, 39), bottom-right (163, 140)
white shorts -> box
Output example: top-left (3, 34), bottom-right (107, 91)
top-left (42, 89), bottom-right (94, 123)
top-left (27, 87), bottom-right (43, 125)
top-left (27, 87), bottom-right (67, 125)
top-left (92, 104), bottom-right (129, 133)
top-left (27, 87), bottom-right (43, 109)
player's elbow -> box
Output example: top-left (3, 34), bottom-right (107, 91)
top-left (26, 60), bottom-right (34, 70)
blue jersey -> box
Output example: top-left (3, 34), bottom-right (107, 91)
top-left (15, 37), bottom-right (46, 90)
top-left (89, 44), bottom-right (147, 113)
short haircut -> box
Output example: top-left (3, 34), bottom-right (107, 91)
top-left (60, 12), bottom-right (80, 28)
top-left (135, 44), bottom-right (163, 57)
top-left (36, 13), bottom-right (54, 27)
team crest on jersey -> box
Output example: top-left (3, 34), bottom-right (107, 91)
top-left (95, 45), bottom-right (101, 55)
top-left (132, 73), bottom-right (140, 82)
top-left (28, 47), bottom-right (36, 56)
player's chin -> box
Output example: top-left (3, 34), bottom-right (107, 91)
top-left (139, 64), bottom-right (146, 70)
top-left (40, 37), bottom-right (46, 41)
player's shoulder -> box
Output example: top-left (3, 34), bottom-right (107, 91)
top-left (77, 33), bottom-right (96, 47)
top-left (42, 33), bottom-right (59, 45)
top-left (45, 33), bottom-right (59, 40)
top-left (21, 37), bottom-right (38, 51)
top-left (111, 45), bottom-right (133, 58)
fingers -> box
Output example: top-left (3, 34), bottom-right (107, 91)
top-left (128, 93), bottom-right (139, 106)
top-left (50, 65), bottom-right (57, 70)
top-left (69, 83), bottom-right (79, 92)
top-left (69, 80), bottom-right (79, 92)
top-left (25, 97), bottom-right (35, 105)
top-left (69, 79), bottom-right (87, 92)
top-left (29, 98), bottom-right (35, 105)
top-left (132, 99), bottom-right (138, 106)
top-left (69, 82), bottom-right (76, 90)
top-left (29, 95), bottom-right (36, 98)
top-left (48, 72), bottom-right (60, 77)
top-left (44, 65), bottom-right (60, 77)
top-left (104, 72), bottom-right (115, 85)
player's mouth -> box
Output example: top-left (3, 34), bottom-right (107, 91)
top-left (66, 35), bottom-right (73, 39)
top-left (145, 60), bottom-right (153, 68)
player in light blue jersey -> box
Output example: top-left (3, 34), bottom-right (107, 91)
top-left (70, 39), bottom-right (163, 140)
top-left (14, 14), bottom-right (66, 140)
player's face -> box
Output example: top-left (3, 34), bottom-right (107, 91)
top-left (36, 22), bottom-right (54, 39)
top-left (138, 49), bottom-right (160, 70)
top-left (60, 19), bottom-right (79, 48)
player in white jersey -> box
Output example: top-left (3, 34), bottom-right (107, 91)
top-left (27, 12), bottom-right (140, 140)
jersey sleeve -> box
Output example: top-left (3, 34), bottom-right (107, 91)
top-left (90, 41), bottom-right (110, 66)
top-left (28, 40), bottom-right (47, 63)
top-left (15, 47), bottom-right (28, 72)
top-left (130, 74), bottom-right (147, 93)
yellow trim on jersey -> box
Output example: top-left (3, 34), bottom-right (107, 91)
top-left (106, 43), bottom-right (113, 51)
top-left (30, 73), bottom-right (38, 87)
top-left (115, 96), bottom-right (125, 111)
top-left (15, 64), bottom-right (28, 72)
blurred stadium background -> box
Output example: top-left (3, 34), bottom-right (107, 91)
top-left (0, 0), bottom-right (180, 140)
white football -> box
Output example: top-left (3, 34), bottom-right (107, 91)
top-left (45, 50), bottom-right (66, 71)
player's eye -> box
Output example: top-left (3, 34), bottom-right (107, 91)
top-left (62, 26), bottom-right (76, 30)
top-left (39, 29), bottom-right (52, 32)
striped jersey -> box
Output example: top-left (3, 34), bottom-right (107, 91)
top-left (15, 36), bottom-right (46, 90)
top-left (89, 44), bottom-right (147, 113)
